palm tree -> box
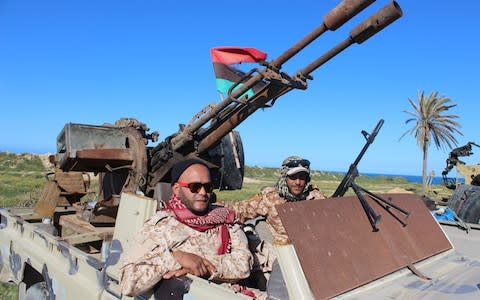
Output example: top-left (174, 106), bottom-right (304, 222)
top-left (400, 91), bottom-right (462, 195)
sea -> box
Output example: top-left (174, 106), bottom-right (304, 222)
top-left (361, 173), bottom-right (464, 185)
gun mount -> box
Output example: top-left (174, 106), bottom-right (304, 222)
top-left (148, 0), bottom-right (403, 190)
top-left (442, 141), bottom-right (480, 189)
top-left (441, 141), bottom-right (480, 225)
top-left (48, 0), bottom-right (403, 223)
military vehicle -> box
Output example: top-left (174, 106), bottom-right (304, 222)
top-left (3, 1), bottom-right (479, 299)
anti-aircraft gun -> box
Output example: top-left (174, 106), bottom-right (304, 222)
top-left (442, 141), bottom-right (480, 189)
top-left (51, 0), bottom-right (403, 223)
top-left (441, 141), bottom-right (480, 224)
top-left (0, 1), bottom-right (406, 299)
top-left (147, 0), bottom-right (403, 191)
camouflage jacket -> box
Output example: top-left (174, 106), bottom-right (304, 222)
top-left (119, 210), bottom-right (253, 296)
top-left (226, 186), bottom-right (326, 245)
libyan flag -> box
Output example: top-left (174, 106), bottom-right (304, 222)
top-left (210, 47), bottom-right (267, 98)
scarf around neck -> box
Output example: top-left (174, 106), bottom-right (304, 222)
top-left (164, 193), bottom-right (237, 254)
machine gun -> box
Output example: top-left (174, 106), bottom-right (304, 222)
top-left (332, 119), bottom-right (384, 198)
top-left (51, 0), bottom-right (403, 222)
top-left (442, 141), bottom-right (480, 189)
top-left (148, 0), bottom-right (403, 193)
top-left (332, 119), bottom-right (410, 231)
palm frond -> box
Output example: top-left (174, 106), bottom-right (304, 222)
top-left (400, 90), bottom-right (462, 194)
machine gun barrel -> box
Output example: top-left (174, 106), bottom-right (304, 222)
top-left (168, 0), bottom-right (378, 152)
top-left (196, 2), bottom-right (401, 154)
top-left (150, 0), bottom-right (403, 187)
top-left (297, 1), bottom-right (402, 77)
top-left (332, 119), bottom-right (384, 197)
top-left (271, 0), bottom-right (376, 68)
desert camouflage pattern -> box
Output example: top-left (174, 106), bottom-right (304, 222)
top-left (226, 186), bottom-right (326, 245)
top-left (276, 155), bottom-right (313, 201)
top-left (119, 210), bottom-right (253, 296)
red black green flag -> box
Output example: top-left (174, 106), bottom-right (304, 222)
top-left (210, 47), bottom-right (267, 98)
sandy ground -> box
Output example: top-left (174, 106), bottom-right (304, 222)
top-left (38, 153), bottom-right (53, 169)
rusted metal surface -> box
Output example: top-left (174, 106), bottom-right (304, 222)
top-left (33, 181), bottom-right (61, 218)
top-left (119, 126), bottom-right (148, 194)
top-left (54, 170), bottom-right (89, 194)
top-left (56, 123), bottom-right (130, 170)
top-left (350, 1), bottom-right (403, 44)
top-left (276, 193), bottom-right (452, 300)
top-left (298, 1), bottom-right (402, 76)
top-left (74, 149), bottom-right (133, 171)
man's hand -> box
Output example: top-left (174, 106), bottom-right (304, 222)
top-left (163, 250), bottom-right (216, 279)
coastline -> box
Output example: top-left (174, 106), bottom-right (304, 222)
top-left (361, 172), bottom-right (464, 185)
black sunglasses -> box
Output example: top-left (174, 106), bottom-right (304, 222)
top-left (177, 181), bottom-right (214, 193)
top-left (284, 159), bottom-right (310, 168)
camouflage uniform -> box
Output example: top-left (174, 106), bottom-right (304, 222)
top-left (227, 185), bottom-right (326, 245)
top-left (119, 209), bottom-right (253, 296)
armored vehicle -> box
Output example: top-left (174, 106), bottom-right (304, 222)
top-left (3, 1), bottom-right (479, 299)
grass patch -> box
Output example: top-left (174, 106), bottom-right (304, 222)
top-left (217, 167), bottom-right (434, 202)
top-left (0, 152), bottom-right (46, 172)
top-left (0, 152), bottom-right (50, 208)
top-left (0, 283), bottom-right (16, 300)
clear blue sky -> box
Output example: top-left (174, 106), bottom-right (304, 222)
top-left (1, 0), bottom-right (479, 176)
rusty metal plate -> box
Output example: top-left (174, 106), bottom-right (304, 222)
top-left (66, 148), bottom-right (133, 172)
top-left (276, 193), bottom-right (452, 300)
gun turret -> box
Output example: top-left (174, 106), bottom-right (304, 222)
top-left (442, 141), bottom-right (480, 189)
top-left (47, 0), bottom-right (402, 224)
top-left (148, 0), bottom-right (403, 192)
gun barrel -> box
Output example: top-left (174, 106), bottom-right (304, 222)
top-left (369, 118), bottom-right (384, 141)
top-left (197, 84), bottom-right (288, 154)
top-left (272, 0), bottom-right (376, 68)
top-left (296, 1), bottom-right (402, 77)
top-left (169, 101), bottom-right (226, 151)
top-left (324, 0), bottom-right (375, 30)
top-left (332, 119), bottom-right (384, 197)
top-left (151, 2), bottom-right (402, 186)
top-left (350, 1), bottom-right (403, 44)
top-left (169, 0), bottom-right (380, 151)
top-left (471, 142), bottom-right (480, 148)
top-left (353, 119), bottom-right (384, 167)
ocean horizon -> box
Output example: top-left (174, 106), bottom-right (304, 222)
top-left (319, 169), bottom-right (464, 185)
top-left (360, 172), bottom-right (464, 185)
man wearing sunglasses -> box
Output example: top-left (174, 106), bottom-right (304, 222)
top-left (119, 159), bottom-right (256, 298)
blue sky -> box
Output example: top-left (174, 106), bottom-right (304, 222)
top-left (1, 0), bottom-right (479, 177)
